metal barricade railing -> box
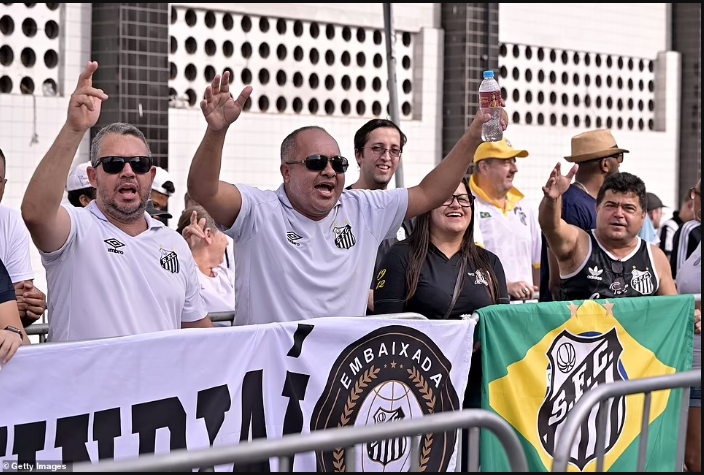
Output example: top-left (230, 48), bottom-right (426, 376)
top-left (552, 370), bottom-right (702, 472)
top-left (73, 409), bottom-right (528, 472)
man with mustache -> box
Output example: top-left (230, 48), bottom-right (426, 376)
top-left (187, 72), bottom-right (507, 326)
top-left (21, 62), bottom-right (212, 342)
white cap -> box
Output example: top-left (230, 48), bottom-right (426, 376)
top-left (66, 162), bottom-right (93, 192)
top-left (152, 166), bottom-right (174, 196)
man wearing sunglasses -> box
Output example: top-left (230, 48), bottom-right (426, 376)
top-left (187, 72), bottom-right (507, 326)
top-left (21, 61), bottom-right (211, 342)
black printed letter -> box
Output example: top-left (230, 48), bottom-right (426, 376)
top-left (55, 414), bottom-right (90, 464)
top-left (132, 398), bottom-right (187, 455)
top-left (234, 370), bottom-right (270, 472)
top-left (13, 421), bottom-right (46, 466)
top-left (196, 385), bottom-right (232, 472)
top-left (93, 408), bottom-right (121, 461)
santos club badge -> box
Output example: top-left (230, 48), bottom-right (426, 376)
top-left (311, 325), bottom-right (460, 472)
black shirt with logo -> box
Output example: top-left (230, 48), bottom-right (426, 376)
top-left (560, 230), bottom-right (660, 301)
top-left (0, 258), bottom-right (16, 305)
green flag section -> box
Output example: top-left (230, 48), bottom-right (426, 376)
top-left (479, 296), bottom-right (695, 472)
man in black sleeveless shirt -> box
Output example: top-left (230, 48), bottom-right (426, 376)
top-left (539, 167), bottom-right (678, 301)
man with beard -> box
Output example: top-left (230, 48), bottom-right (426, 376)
top-left (540, 129), bottom-right (627, 301)
top-left (21, 62), bottom-right (211, 342)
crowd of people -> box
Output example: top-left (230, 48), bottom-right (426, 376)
top-left (0, 61), bottom-right (701, 469)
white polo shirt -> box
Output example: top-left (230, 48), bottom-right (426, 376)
top-left (0, 205), bottom-right (34, 283)
top-left (41, 201), bottom-right (206, 342)
top-left (227, 184), bottom-right (409, 325)
top-left (470, 176), bottom-right (541, 284)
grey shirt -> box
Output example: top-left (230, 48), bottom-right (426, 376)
top-left (227, 185), bottom-right (409, 325)
top-left (676, 243), bottom-right (701, 371)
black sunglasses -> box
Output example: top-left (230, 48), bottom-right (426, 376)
top-left (97, 156), bottom-right (153, 175)
top-left (285, 154), bottom-right (349, 174)
top-left (611, 261), bottom-right (627, 290)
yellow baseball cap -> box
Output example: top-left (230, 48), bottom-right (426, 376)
top-left (474, 137), bottom-right (529, 163)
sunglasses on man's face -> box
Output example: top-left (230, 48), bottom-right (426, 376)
top-left (97, 156), bottom-right (153, 175)
top-left (285, 154), bottom-right (349, 174)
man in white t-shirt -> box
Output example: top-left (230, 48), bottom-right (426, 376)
top-left (186, 72), bottom-right (505, 325)
top-left (0, 149), bottom-right (48, 326)
top-left (21, 61), bottom-right (211, 342)
top-left (470, 138), bottom-right (541, 301)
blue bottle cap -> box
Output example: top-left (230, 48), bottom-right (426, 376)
top-left (483, 70), bottom-right (495, 79)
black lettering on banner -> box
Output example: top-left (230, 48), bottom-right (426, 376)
top-left (234, 371), bottom-right (270, 473)
top-left (281, 372), bottom-right (311, 472)
top-left (287, 324), bottom-right (314, 358)
top-left (132, 398), bottom-right (187, 455)
top-left (12, 421), bottom-right (46, 466)
top-left (55, 414), bottom-right (90, 464)
top-left (196, 385), bottom-right (232, 472)
top-left (1, 426), bottom-right (6, 457)
top-left (93, 408), bottom-right (121, 461)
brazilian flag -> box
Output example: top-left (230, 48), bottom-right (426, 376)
top-left (479, 296), bottom-right (695, 472)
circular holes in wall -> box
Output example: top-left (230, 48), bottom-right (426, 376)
top-left (585, 95), bottom-right (592, 107)
top-left (374, 30), bottom-right (382, 45)
top-left (242, 42), bottom-right (252, 59)
top-left (617, 117), bottom-right (623, 129)
top-left (537, 113), bottom-right (544, 125)
top-left (561, 114), bottom-right (569, 126)
top-left (204, 65), bottom-right (215, 82)
top-left (561, 51), bottom-right (568, 64)
top-left (325, 49), bottom-right (335, 66)
top-left (573, 52), bottom-right (580, 65)
top-left (549, 92), bottom-right (557, 105)
top-left (205, 39), bottom-right (216, 56)
top-left (20, 47), bottom-right (35, 67)
top-left (606, 117), bottom-right (613, 128)
top-left (292, 97), bottom-right (303, 113)
top-left (185, 64), bottom-right (197, 81)
top-left (538, 70), bottom-right (545, 83)
top-left (22, 17), bottom-right (36, 37)
top-left (648, 100), bottom-right (654, 112)
top-left (648, 119), bottom-right (654, 130)
top-left (585, 116), bottom-right (592, 128)
top-left (561, 72), bottom-right (568, 85)
top-left (258, 95), bottom-right (269, 112)
top-left (42, 78), bottom-right (56, 96)
top-left (606, 97), bottom-right (613, 109)
top-left (259, 42), bottom-right (270, 59)
top-left (325, 75), bottom-right (335, 90)
top-left (356, 76), bottom-right (366, 91)
top-left (341, 75), bottom-right (351, 91)
top-left (373, 77), bottom-right (382, 92)
top-left (525, 90), bottom-right (533, 104)
top-left (628, 118), bottom-right (634, 130)
top-left (606, 56), bottom-right (613, 68)
top-left (19, 76), bottom-right (34, 94)
top-left (402, 32), bottom-right (411, 47)
top-left (402, 102), bottom-right (411, 116)
top-left (512, 89), bottom-right (520, 103)
top-left (293, 20), bottom-right (303, 37)
top-left (259, 17), bottom-right (270, 33)
top-left (276, 69), bottom-right (287, 86)
top-left (512, 45), bottom-right (519, 58)
top-left (525, 46), bottom-right (533, 60)
top-left (45, 19), bottom-right (58, 39)
top-left (342, 26), bottom-right (351, 41)
top-left (585, 74), bottom-right (591, 86)
top-left (372, 101), bottom-right (382, 116)
top-left (512, 112), bottom-right (520, 124)
top-left (341, 51), bottom-right (351, 66)
top-left (241, 68), bottom-right (252, 85)
top-left (538, 91), bottom-right (544, 104)
top-left (0, 45), bottom-right (13, 66)
top-left (357, 52), bottom-right (366, 67)
top-left (402, 56), bottom-right (411, 69)
top-left (374, 53), bottom-right (383, 68)
top-left (310, 22), bottom-right (320, 38)
top-left (537, 47), bottom-right (545, 61)
top-left (169, 62), bottom-right (177, 80)
top-left (241, 15), bottom-right (252, 33)
top-left (223, 41), bottom-right (234, 57)
top-left (46, 3), bottom-right (59, 10)
top-left (512, 67), bottom-right (519, 80)
top-left (500, 66), bottom-right (508, 79)
top-left (223, 13), bottom-right (233, 30)
top-left (185, 37), bottom-right (197, 54)
top-left (309, 98), bottom-right (319, 114)
top-left (0, 15), bottom-right (14, 35)
top-left (549, 71), bottom-right (556, 84)
top-left (500, 44), bottom-right (507, 57)
top-left (525, 112), bottom-right (533, 125)
top-left (170, 36), bottom-right (177, 53)
top-left (573, 115), bottom-right (580, 127)
top-left (309, 73), bottom-right (319, 89)
top-left (402, 79), bottom-right (412, 94)
top-left (276, 18), bottom-right (286, 35)
top-left (310, 48), bottom-right (319, 64)
top-left (573, 94), bottom-right (580, 107)
top-left (276, 96), bottom-right (287, 113)
top-left (44, 49), bottom-right (57, 68)
top-left (357, 28), bottom-right (366, 43)
top-left (573, 74), bottom-right (579, 86)
top-left (525, 69), bottom-right (533, 82)
top-left (204, 11), bottom-right (215, 28)
top-left (293, 46), bottom-right (303, 61)
top-left (292, 72), bottom-right (303, 87)
top-left (561, 93), bottom-right (568, 106)
top-left (243, 97), bottom-right (252, 111)
top-left (584, 54), bottom-right (591, 66)
top-left (276, 44), bottom-right (287, 60)
top-left (326, 24), bottom-right (335, 40)
top-left (607, 76), bottom-right (614, 88)
top-left (258, 68), bottom-right (270, 85)
top-left (356, 100), bottom-right (365, 116)
top-left (185, 9), bottom-right (196, 26)
top-left (325, 99), bottom-right (335, 115)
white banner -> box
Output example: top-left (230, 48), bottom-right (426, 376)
top-left (0, 317), bottom-right (474, 472)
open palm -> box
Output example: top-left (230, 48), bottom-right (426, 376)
top-left (201, 71), bottom-right (253, 131)
top-left (542, 162), bottom-right (579, 200)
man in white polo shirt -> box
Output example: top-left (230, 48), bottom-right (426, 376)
top-left (21, 61), bottom-right (211, 342)
top-left (187, 72), bottom-right (506, 325)
top-left (470, 138), bottom-right (541, 301)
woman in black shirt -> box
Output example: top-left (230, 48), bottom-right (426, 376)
top-left (0, 257), bottom-right (28, 364)
top-left (374, 178), bottom-right (509, 408)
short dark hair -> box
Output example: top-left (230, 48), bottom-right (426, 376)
top-left (597, 172), bottom-right (647, 211)
top-left (353, 119), bottom-right (407, 152)
top-left (67, 187), bottom-right (97, 207)
top-left (0, 148), bottom-right (5, 171)
top-left (280, 126), bottom-right (328, 163)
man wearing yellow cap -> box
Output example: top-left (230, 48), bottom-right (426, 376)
top-left (470, 137), bottom-right (540, 300)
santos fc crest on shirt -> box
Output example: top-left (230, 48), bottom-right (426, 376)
top-left (311, 325), bottom-right (459, 472)
top-left (333, 222), bottom-right (356, 250)
top-left (159, 248), bottom-right (180, 274)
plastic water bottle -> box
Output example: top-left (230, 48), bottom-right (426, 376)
top-left (479, 71), bottom-right (503, 142)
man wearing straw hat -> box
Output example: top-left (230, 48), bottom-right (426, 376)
top-left (540, 130), bottom-right (627, 301)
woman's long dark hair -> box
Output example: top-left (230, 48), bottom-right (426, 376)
top-left (405, 177), bottom-right (501, 305)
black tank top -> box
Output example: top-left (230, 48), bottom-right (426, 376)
top-left (561, 230), bottom-right (660, 301)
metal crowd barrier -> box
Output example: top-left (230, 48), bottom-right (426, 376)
top-left (74, 408), bottom-right (528, 472)
top-left (552, 370), bottom-right (702, 472)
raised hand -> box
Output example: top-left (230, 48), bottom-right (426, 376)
top-left (542, 162), bottom-right (579, 200)
top-left (67, 61), bottom-right (109, 133)
top-left (201, 71), bottom-right (253, 132)
top-left (467, 98), bottom-right (508, 143)
top-left (182, 210), bottom-right (207, 249)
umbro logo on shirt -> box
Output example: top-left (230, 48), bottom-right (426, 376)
top-left (286, 231), bottom-right (303, 247)
top-left (104, 238), bottom-right (125, 255)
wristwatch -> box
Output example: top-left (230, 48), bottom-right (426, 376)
top-left (4, 326), bottom-right (23, 340)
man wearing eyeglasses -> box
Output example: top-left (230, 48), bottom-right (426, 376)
top-left (187, 73), bottom-right (506, 326)
top-left (21, 61), bottom-right (212, 342)
top-left (470, 138), bottom-right (540, 301)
